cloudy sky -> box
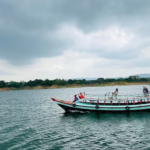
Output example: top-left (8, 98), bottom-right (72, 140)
top-left (0, 0), bottom-right (150, 81)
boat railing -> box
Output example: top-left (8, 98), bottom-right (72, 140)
top-left (85, 93), bottom-right (147, 97)
top-left (75, 92), bottom-right (150, 103)
top-left (87, 93), bottom-right (148, 97)
top-left (81, 97), bottom-right (150, 102)
top-left (78, 95), bottom-right (150, 102)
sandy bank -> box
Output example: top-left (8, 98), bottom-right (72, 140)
top-left (0, 82), bottom-right (149, 91)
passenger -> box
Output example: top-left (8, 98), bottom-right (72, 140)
top-left (75, 95), bottom-right (78, 101)
top-left (112, 88), bottom-right (118, 96)
top-left (79, 93), bottom-right (84, 99)
top-left (143, 86), bottom-right (149, 95)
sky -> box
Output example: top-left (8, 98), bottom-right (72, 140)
top-left (0, 0), bottom-right (150, 81)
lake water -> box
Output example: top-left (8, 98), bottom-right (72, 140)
top-left (0, 85), bottom-right (150, 150)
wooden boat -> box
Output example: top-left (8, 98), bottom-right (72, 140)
top-left (51, 92), bottom-right (150, 112)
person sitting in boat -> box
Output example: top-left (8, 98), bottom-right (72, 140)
top-left (143, 86), bottom-right (149, 95)
top-left (75, 95), bottom-right (78, 101)
top-left (112, 88), bottom-right (118, 96)
top-left (79, 93), bottom-right (84, 99)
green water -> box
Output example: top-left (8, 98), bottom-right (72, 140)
top-left (0, 85), bottom-right (150, 150)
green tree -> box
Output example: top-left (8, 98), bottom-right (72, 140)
top-left (97, 78), bottom-right (105, 83)
top-left (0, 80), bottom-right (6, 88)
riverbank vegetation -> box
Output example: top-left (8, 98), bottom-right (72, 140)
top-left (0, 75), bottom-right (150, 91)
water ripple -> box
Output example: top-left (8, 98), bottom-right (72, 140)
top-left (0, 85), bottom-right (150, 149)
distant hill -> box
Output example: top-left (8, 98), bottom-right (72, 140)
top-left (70, 77), bottom-right (124, 80)
top-left (111, 74), bottom-right (150, 79)
top-left (71, 77), bottom-right (97, 80)
top-left (70, 74), bottom-right (150, 81)
top-left (134, 74), bottom-right (150, 78)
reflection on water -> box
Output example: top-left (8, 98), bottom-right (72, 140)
top-left (0, 85), bottom-right (150, 149)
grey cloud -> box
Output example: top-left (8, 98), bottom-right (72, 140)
top-left (0, 0), bottom-right (150, 65)
top-left (120, 58), bottom-right (150, 68)
top-left (49, 0), bottom-right (150, 31)
top-left (89, 48), bottom-right (139, 61)
top-left (0, 28), bottom-right (71, 64)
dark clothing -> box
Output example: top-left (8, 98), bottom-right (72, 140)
top-left (143, 88), bottom-right (149, 94)
top-left (75, 96), bottom-right (78, 101)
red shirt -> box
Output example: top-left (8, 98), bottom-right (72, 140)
top-left (80, 94), bottom-right (84, 99)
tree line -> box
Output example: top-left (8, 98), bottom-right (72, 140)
top-left (0, 75), bottom-right (150, 88)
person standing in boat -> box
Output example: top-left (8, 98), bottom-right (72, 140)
top-left (143, 86), bottom-right (149, 95)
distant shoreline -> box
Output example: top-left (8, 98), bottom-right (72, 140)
top-left (0, 82), bottom-right (149, 91)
